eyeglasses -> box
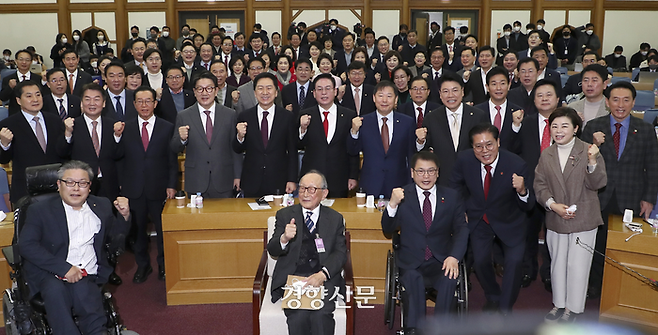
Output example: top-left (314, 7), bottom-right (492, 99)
top-left (298, 186), bottom-right (325, 194)
top-left (414, 169), bottom-right (438, 176)
top-left (60, 179), bottom-right (91, 188)
top-left (411, 87), bottom-right (428, 92)
top-left (167, 75), bottom-right (183, 80)
top-left (473, 142), bottom-right (496, 152)
top-left (50, 78), bottom-right (66, 84)
top-left (146, 57), bottom-right (161, 62)
top-left (194, 86), bottom-right (216, 93)
top-left (136, 99), bottom-right (155, 105)
top-left (249, 66), bottom-right (264, 71)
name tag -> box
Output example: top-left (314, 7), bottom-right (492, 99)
top-left (564, 49), bottom-right (568, 56)
top-left (315, 237), bottom-right (326, 253)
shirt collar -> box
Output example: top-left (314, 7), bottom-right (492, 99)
top-left (610, 114), bottom-right (631, 128)
top-left (197, 102), bottom-right (216, 114)
top-left (413, 101), bottom-right (427, 111)
top-left (83, 113), bottom-right (101, 126)
top-left (415, 184), bottom-right (436, 198)
top-left (481, 153), bottom-right (500, 171)
top-left (138, 114), bottom-right (156, 124)
top-left (446, 103), bottom-right (464, 115)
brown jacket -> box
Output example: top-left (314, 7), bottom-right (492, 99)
top-left (534, 138), bottom-right (607, 234)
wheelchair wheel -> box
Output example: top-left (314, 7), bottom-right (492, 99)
top-left (454, 262), bottom-right (468, 316)
top-left (384, 250), bottom-right (397, 329)
top-left (3, 290), bottom-right (19, 335)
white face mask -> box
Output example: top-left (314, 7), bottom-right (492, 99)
top-left (97, 35), bottom-right (104, 41)
top-left (527, 29), bottom-right (533, 34)
top-left (513, 26), bottom-right (521, 32)
top-left (641, 51), bottom-right (649, 56)
top-left (32, 60), bottom-right (38, 65)
top-left (330, 25), bottom-right (337, 31)
top-left (537, 25), bottom-right (543, 30)
top-left (61, 37), bottom-right (68, 44)
top-left (73, 35), bottom-right (80, 41)
top-left (504, 31), bottom-right (511, 37)
top-left (3, 56), bottom-right (9, 61)
top-left (162, 31), bottom-right (169, 37)
top-left (91, 61), bottom-right (98, 68)
top-left (614, 53), bottom-right (622, 58)
top-left (586, 30), bottom-right (593, 36)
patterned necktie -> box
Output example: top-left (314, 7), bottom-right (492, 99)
top-left (540, 119), bottom-right (550, 152)
top-left (261, 111), bottom-right (269, 147)
top-left (217, 88), bottom-right (224, 105)
top-left (114, 96), bottom-right (124, 119)
top-left (204, 110), bottom-right (213, 144)
top-left (381, 117), bottom-right (389, 154)
top-left (323, 111), bottom-right (330, 138)
top-left (33, 116), bottom-right (46, 153)
top-left (299, 85), bottom-right (306, 107)
top-left (91, 120), bottom-right (100, 156)
top-left (451, 112), bottom-right (459, 150)
top-left (422, 191), bottom-right (433, 260)
top-left (141, 121), bottom-right (149, 151)
top-left (305, 211), bottom-right (315, 234)
top-left (493, 105), bottom-right (502, 132)
top-left (68, 74), bottom-right (75, 95)
top-left (483, 165), bottom-right (492, 224)
top-left (416, 107), bottom-right (424, 129)
top-left (613, 123), bottom-right (622, 159)
top-left (354, 87), bottom-right (361, 115)
top-left (57, 98), bottom-right (67, 120)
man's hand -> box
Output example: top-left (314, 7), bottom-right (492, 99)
top-left (300, 115), bottom-right (311, 133)
top-left (348, 179), bottom-right (358, 191)
top-left (166, 188), bottom-right (176, 199)
top-left (442, 256), bottom-right (459, 279)
top-left (512, 109), bottom-right (524, 128)
top-left (114, 121), bottom-right (125, 137)
top-left (374, 73), bottom-right (381, 83)
top-left (231, 90), bottom-right (240, 103)
top-left (65, 265), bottom-right (84, 283)
top-left (179, 125), bottom-right (190, 142)
top-left (0, 127), bottom-right (13, 147)
top-left (340, 72), bottom-right (347, 82)
top-left (512, 173), bottom-right (526, 195)
top-left (421, 72), bottom-right (428, 79)
top-left (463, 70), bottom-right (471, 81)
top-left (550, 203), bottom-right (573, 220)
top-left (337, 85), bottom-right (346, 101)
top-left (285, 182), bottom-right (296, 194)
top-left (640, 201), bottom-right (654, 220)
top-left (371, 58), bottom-right (378, 67)
top-left (587, 144), bottom-right (600, 165)
top-left (113, 197), bottom-right (130, 221)
top-left (389, 188), bottom-right (404, 208)
top-left (233, 179), bottom-right (240, 191)
top-left (236, 122), bottom-right (248, 141)
top-left (64, 117), bottom-right (74, 137)
top-left (397, 45), bottom-right (404, 52)
top-left (8, 79), bottom-right (17, 89)
top-left (155, 87), bottom-right (163, 101)
top-left (280, 218), bottom-right (297, 244)
top-left (416, 127), bottom-right (427, 145)
top-left (304, 271), bottom-right (327, 288)
top-left (285, 104), bottom-right (293, 112)
top-left (592, 131), bottom-right (605, 146)
top-left (351, 116), bottom-right (363, 135)
top-left (547, 43), bottom-right (554, 54)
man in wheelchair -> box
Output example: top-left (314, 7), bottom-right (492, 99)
top-left (382, 151), bottom-right (469, 334)
top-left (17, 160), bottom-right (131, 335)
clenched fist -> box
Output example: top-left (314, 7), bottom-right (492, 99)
top-left (236, 122), bottom-right (248, 141)
top-left (280, 218), bottom-right (297, 244)
top-left (179, 125), bottom-right (190, 141)
top-left (587, 144), bottom-right (600, 165)
top-left (416, 127), bottom-right (427, 144)
top-left (512, 109), bottom-right (524, 128)
top-left (0, 127), bottom-right (13, 147)
top-left (300, 114), bottom-right (311, 133)
top-left (114, 121), bottom-right (125, 137)
top-left (351, 116), bottom-right (363, 135)
top-left (231, 90), bottom-right (240, 103)
top-left (64, 117), bottom-right (74, 137)
top-left (113, 196), bottom-right (130, 221)
top-left (592, 131), bottom-right (605, 146)
top-left (512, 173), bottom-right (526, 195)
top-left (389, 188), bottom-right (405, 208)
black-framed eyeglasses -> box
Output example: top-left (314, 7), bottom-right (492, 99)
top-left (298, 186), bottom-right (325, 194)
top-left (194, 86), bottom-right (216, 93)
top-left (60, 179), bottom-right (91, 188)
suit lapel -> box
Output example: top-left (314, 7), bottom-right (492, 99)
top-left (405, 185), bottom-right (426, 232)
top-left (562, 141), bottom-right (583, 183)
top-left (53, 198), bottom-right (70, 247)
top-left (619, 118), bottom-right (639, 162)
top-left (189, 103), bottom-right (209, 146)
top-left (18, 113), bottom-right (44, 153)
top-left (545, 146), bottom-right (568, 195)
top-left (459, 106), bottom-right (477, 149)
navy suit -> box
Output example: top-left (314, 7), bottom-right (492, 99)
top-left (66, 70), bottom-right (94, 97)
top-left (42, 93), bottom-right (82, 119)
top-left (281, 81), bottom-right (318, 115)
top-left (441, 44), bottom-right (463, 72)
top-left (517, 50), bottom-right (558, 69)
top-left (507, 86), bottom-right (537, 116)
top-left (382, 183), bottom-right (468, 326)
top-left (450, 149), bottom-right (534, 312)
top-left (543, 68), bottom-right (565, 100)
top-left (18, 194), bottom-right (130, 335)
top-left (102, 89), bottom-right (138, 121)
top-left (339, 84), bottom-right (376, 116)
top-left (474, 100), bottom-right (522, 152)
top-left (347, 111), bottom-right (415, 197)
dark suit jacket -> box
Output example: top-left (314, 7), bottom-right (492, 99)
top-left (18, 194), bottom-right (130, 297)
top-left (629, 51), bottom-right (646, 70)
top-left (281, 81), bottom-right (318, 115)
top-left (347, 111), bottom-right (415, 197)
top-left (156, 88), bottom-right (196, 124)
top-left (339, 84), bottom-right (376, 116)
top-left (441, 44), bottom-right (463, 72)
top-left (398, 101), bottom-right (441, 124)
top-left (392, 34), bottom-right (407, 52)
top-left (222, 85), bottom-right (238, 109)
top-left (507, 86), bottom-right (537, 116)
top-left (267, 204), bottom-right (346, 302)
top-left (543, 68), bottom-right (565, 100)
top-left (517, 49), bottom-right (558, 69)
top-left (581, 115), bottom-right (658, 214)
top-left (42, 93), bottom-right (82, 119)
top-left (56, 115), bottom-right (122, 200)
top-left (421, 104), bottom-right (490, 186)
top-left (449, 149), bottom-right (535, 246)
top-left (474, 100), bottom-right (522, 152)
top-left (428, 32), bottom-right (443, 50)
top-left (333, 50), bottom-right (352, 77)
top-left (604, 54), bottom-right (627, 71)
top-left (299, 105), bottom-right (358, 198)
top-left (0, 72), bottom-right (43, 116)
top-left (563, 73), bottom-right (582, 96)
top-left (232, 106), bottom-right (298, 197)
top-left (465, 68), bottom-right (490, 105)
top-left (66, 70), bottom-right (94, 97)
top-left (400, 44), bottom-right (427, 65)
top-left (0, 112), bottom-right (64, 203)
top-left (382, 183), bottom-right (468, 269)
top-left (512, 32), bottom-right (528, 51)
top-left (553, 37), bottom-right (580, 65)
top-left (514, 113), bottom-right (544, 174)
top-left (102, 89), bottom-right (138, 122)
top-left (119, 116), bottom-right (178, 200)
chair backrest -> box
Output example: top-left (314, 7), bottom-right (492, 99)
top-left (611, 76), bottom-right (631, 84)
top-left (560, 74), bottom-right (569, 88)
top-left (654, 78), bottom-right (658, 92)
top-left (607, 67), bottom-right (614, 75)
top-left (632, 67), bottom-right (641, 81)
top-left (643, 109), bottom-right (658, 124)
top-left (634, 90), bottom-right (656, 111)
top-left (0, 107), bottom-right (8, 122)
top-left (555, 67), bottom-right (568, 75)
top-left (267, 216), bottom-right (277, 277)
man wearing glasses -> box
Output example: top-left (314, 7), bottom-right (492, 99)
top-left (120, 86), bottom-right (177, 283)
top-left (0, 49), bottom-right (43, 116)
top-left (172, 72), bottom-right (242, 199)
top-left (397, 77), bottom-right (440, 129)
top-left (233, 57), bottom-right (283, 113)
top-left (382, 151), bottom-right (468, 334)
top-left (268, 170), bottom-right (346, 335)
top-left (42, 68), bottom-right (82, 120)
top-left (450, 124), bottom-right (534, 314)
top-left (155, 65), bottom-right (196, 124)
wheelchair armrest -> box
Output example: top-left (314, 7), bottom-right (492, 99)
top-left (253, 230), bottom-right (269, 335)
top-left (344, 232), bottom-right (355, 335)
top-left (2, 246), bottom-right (14, 267)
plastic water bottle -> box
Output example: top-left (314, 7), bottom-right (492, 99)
top-left (195, 192), bottom-right (204, 208)
top-left (377, 195), bottom-right (386, 212)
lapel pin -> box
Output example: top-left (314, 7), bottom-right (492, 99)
top-left (396, 119), bottom-right (400, 123)
top-left (500, 172), bottom-right (503, 175)
top-left (470, 112), bottom-right (473, 115)
top-left (633, 129), bottom-right (638, 134)
top-left (441, 197), bottom-right (445, 203)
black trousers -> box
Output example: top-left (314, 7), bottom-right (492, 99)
top-left (39, 275), bottom-right (105, 335)
top-left (131, 194), bottom-right (165, 270)
top-left (283, 284), bottom-right (337, 335)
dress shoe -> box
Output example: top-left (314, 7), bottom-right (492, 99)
top-left (521, 275), bottom-right (532, 288)
top-left (482, 300), bottom-right (500, 313)
top-left (133, 266), bottom-right (153, 284)
top-left (543, 278), bottom-right (552, 292)
top-left (108, 271), bottom-right (122, 285)
top-left (158, 268), bottom-right (165, 281)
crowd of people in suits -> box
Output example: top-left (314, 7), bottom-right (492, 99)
top-left (1, 17), bottom-right (657, 335)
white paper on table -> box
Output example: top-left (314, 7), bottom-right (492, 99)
top-left (248, 202), bottom-right (272, 210)
top-left (321, 199), bottom-right (335, 207)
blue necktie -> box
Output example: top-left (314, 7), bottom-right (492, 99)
top-left (114, 96), bottom-right (124, 120)
top-left (299, 85), bottom-right (306, 107)
top-left (305, 211), bottom-right (315, 234)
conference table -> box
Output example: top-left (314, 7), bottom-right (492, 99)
top-left (162, 198), bottom-right (391, 306)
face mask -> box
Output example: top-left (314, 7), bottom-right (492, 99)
top-left (537, 25), bottom-right (543, 30)
top-left (61, 38), bottom-right (68, 44)
top-left (513, 26), bottom-right (521, 32)
top-left (91, 61), bottom-right (98, 68)
top-left (586, 30), bottom-right (593, 36)
top-left (97, 35), bottom-right (104, 41)
top-left (615, 53), bottom-right (622, 58)
top-left (162, 31), bottom-right (169, 37)
top-left (3, 56), bottom-right (9, 61)
top-left (562, 32), bottom-right (570, 37)
top-left (32, 60), bottom-right (38, 65)
top-left (182, 30), bottom-right (189, 36)
top-left (330, 25), bottom-right (337, 31)
top-left (131, 32), bottom-right (139, 38)
top-left (527, 29), bottom-right (533, 34)
top-left (504, 31), bottom-right (511, 37)
top-left (650, 64), bottom-right (658, 70)
top-left (73, 35), bottom-right (80, 41)
top-left (641, 51), bottom-right (648, 56)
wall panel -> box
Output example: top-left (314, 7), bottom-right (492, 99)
top-left (293, 9), bottom-right (325, 27)
top-left (567, 10), bottom-right (590, 26)
top-left (128, 11), bottom-right (167, 38)
top-left (490, 10), bottom-right (530, 48)
top-left (255, 10), bottom-right (282, 38)
top-left (0, 13), bottom-right (59, 68)
top-left (95, 12), bottom-right (117, 40)
top-left (71, 12), bottom-right (93, 31)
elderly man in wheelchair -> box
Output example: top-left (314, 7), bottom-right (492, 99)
top-left (381, 152), bottom-right (469, 335)
top-left (5, 161), bottom-right (133, 335)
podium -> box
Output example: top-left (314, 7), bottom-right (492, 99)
top-left (600, 215), bottom-right (658, 332)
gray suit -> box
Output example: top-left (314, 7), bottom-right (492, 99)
top-left (234, 81), bottom-right (283, 114)
top-left (171, 103), bottom-right (243, 197)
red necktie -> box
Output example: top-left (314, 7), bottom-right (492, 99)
top-left (422, 191), bottom-right (433, 260)
top-left (416, 107), bottom-right (424, 128)
top-left (204, 63), bottom-right (209, 70)
top-left (261, 111), bottom-right (269, 147)
top-left (540, 119), bottom-right (550, 152)
top-left (323, 111), bottom-right (330, 137)
top-left (493, 105), bottom-right (502, 132)
top-left (204, 110), bottom-right (213, 143)
top-left (381, 117), bottom-right (389, 154)
top-left (613, 123), bottom-right (622, 159)
top-left (224, 55), bottom-right (229, 67)
top-left (22, 75), bottom-right (26, 82)
top-left (141, 121), bottom-right (149, 151)
top-left (483, 164), bottom-right (492, 224)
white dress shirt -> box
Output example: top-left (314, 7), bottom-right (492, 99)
top-left (413, 101), bottom-right (428, 120)
top-left (138, 114), bottom-right (155, 141)
top-left (107, 89), bottom-right (127, 115)
top-left (376, 111), bottom-right (394, 145)
top-left (66, 69), bottom-right (78, 90)
top-left (197, 102), bottom-right (216, 131)
top-left (480, 155), bottom-right (529, 202)
top-left (488, 99), bottom-right (508, 126)
top-left (386, 184), bottom-right (437, 218)
top-left (64, 201), bottom-right (101, 275)
top-left (52, 93), bottom-right (68, 114)
top-left (258, 104), bottom-right (275, 139)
